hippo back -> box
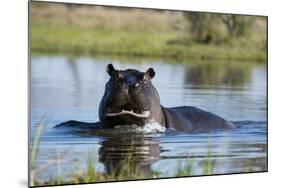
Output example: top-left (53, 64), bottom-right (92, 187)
top-left (162, 106), bottom-right (236, 132)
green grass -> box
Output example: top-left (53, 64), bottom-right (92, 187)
top-left (30, 122), bottom-right (45, 187)
top-left (31, 152), bottom-right (217, 187)
top-left (31, 153), bottom-right (218, 187)
top-left (30, 124), bottom-right (218, 187)
top-left (30, 23), bottom-right (266, 62)
top-left (31, 150), bottom-right (162, 186)
top-left (30, 122), bottom-right (267, 187)
top-left (29, 3), bottom-right (267, 62)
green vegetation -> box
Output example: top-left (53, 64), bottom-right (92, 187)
top-left (30, 2), bottom-right (267, 62)
top-left (31, 150), bottom-right (216, 186)
top-left (30, 122), bottom-right (266, 187)
top-left (30, 123), bottom-right (218, 187)
top-left (183, 13), bottom-right (257, 44)
top-left (30, 122), bottom-right (45, 187)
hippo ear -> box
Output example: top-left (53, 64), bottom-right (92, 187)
top-left (107, 64), bottom-right (116, 76)
top-left (143, 68), bottom-right (155, 82)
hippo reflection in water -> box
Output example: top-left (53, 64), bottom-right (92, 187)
top-left (99, 136), bottom-right (160, 177)
top-left (55, 64), bottom-right (236, 132)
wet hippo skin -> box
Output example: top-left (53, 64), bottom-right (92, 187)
top-left (55, 64), bottom-right (236, 131)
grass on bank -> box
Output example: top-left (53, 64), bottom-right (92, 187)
top-left (30, 2), bottom-right (267, 62)
top-left (31, 23), bottom-right (266, 62)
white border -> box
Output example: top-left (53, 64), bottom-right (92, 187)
top-left (1, 0), bottom-right (280, 188)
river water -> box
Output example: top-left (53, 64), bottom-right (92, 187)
top-left (30, 55), bottom-right (267, 183)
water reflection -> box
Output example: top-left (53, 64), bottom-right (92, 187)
top-left (67, 57), bottom-right (82, 107)
top-left (184, 62), bottom-right (251, 86)
top-left (99, 136), bottom-right (160, 177)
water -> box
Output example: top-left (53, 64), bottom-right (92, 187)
top-left (30, 55), bottom-right (267, 182)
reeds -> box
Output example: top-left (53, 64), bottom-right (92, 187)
top-left (30, 123), bottom-right (217, 186)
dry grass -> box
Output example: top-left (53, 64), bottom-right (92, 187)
top-left (30, 2), bottom-right (187, 32)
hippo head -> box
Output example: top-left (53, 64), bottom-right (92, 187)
top-left (99, 64), bottom-right (164, 128)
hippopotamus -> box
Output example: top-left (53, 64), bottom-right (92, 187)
top-left (55, 64), bottom-right (236, 132)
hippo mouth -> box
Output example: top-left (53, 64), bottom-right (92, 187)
top-left (105, 110), bottom-right (150, 118)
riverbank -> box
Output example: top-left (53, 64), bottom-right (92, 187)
top-left (30, 2), bottom-right (267, 62)
top-left (31, 24), bottom-right (266, 62)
